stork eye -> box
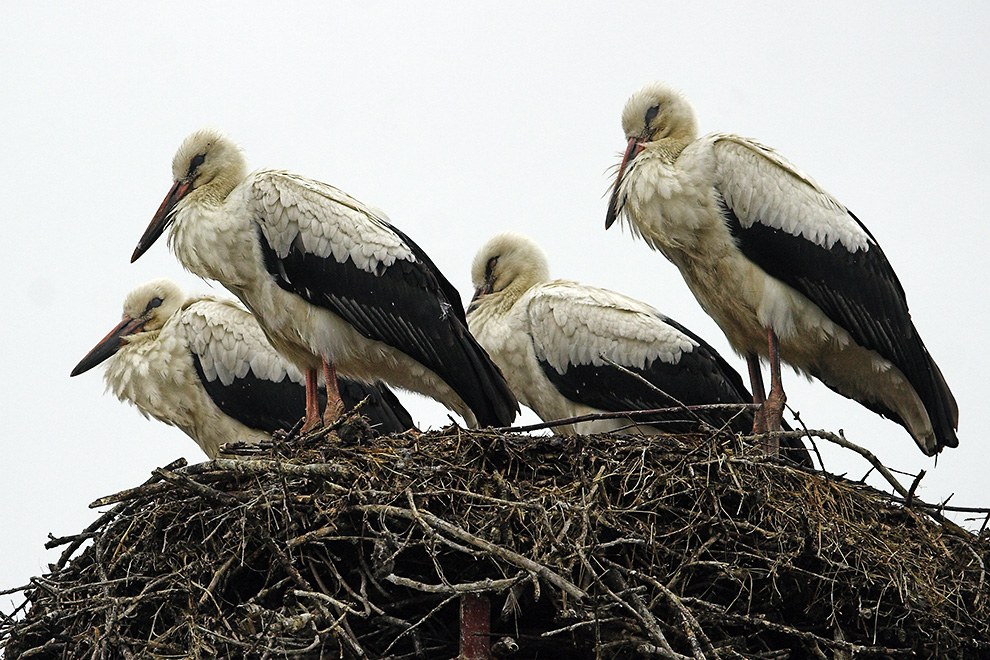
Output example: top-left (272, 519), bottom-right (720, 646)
top-left (486, 256), bottom-right (498, 277)
top-left (187, 152), bottom-right (206, 177)
top-left (145, 297), bottom-right (164, 313)
top-left (644, 105), bottom-right (660, 127)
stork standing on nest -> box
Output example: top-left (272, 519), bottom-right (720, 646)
top-left (71, 279), bottom-right (416, 458)
top-left (605, 82), bottom-right (957, 456)
top-left (131, 129), bottom-right (517, 431)
top-left (466, 232), bottom-right (812, 465)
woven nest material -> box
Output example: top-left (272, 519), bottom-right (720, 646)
top-left (2, 418), bottom-right (989, 659)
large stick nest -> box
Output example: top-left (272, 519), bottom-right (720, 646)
top-left (3, 419), bottom-right (989, 659)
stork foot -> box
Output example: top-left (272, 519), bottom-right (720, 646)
top-left (320, 358), bottom-right (345, 427)
top-left (322, 398), bottom-right (345, 426)
top-left (752, 392), bottom-right (785, 456)
top-left (300, 410), bottom-right (323, 434)
top-left (300, 367), bottom-right (324, 434)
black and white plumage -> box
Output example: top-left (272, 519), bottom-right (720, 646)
top-left (605, 82), bottom-right (958, 455)
top-left (466, 233), bottom-right (811, 464)
top-left (70, 279), bottom-right (416, 458)
top-left (131, 128), bottom-right (517, 430)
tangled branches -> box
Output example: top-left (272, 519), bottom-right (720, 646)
top-left (2, 422), bottom-right (989, 658)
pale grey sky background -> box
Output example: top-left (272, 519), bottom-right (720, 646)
top-left (2, 3), bottom-right (988, 601)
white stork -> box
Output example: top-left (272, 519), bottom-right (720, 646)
top-left (131, 128), bottom-right (517, 431)
top-left (605, 82), bottom-right (958, 456)
top-left (467, 233), bottom-right (812, 465)
top-left (71, 279), bottom-right (416, 459)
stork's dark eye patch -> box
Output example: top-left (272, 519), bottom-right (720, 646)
top-left (187, 152), bottom-right (206, 177)
top-left (644, 105), bottom-right (659, 127)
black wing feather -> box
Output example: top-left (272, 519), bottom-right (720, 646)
top-left (538, 315), bottom-right (812, 466)
top-left (192, 352), bottom-right (307, 435)
top-left (192, 350), bottom-right (416, 435)
top-left (721, 200), bottom-right (957, 450)
top-left (257, 224), bottom-right (517, 427)
top-left (538, 320), bottom-right (741, 429)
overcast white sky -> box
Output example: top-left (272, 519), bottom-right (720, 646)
top-left (2, 3), bottom-right (988, 600)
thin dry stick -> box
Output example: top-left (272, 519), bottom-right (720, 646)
top-left (905, 469), bottom-right (927, 506)
top-left (88, 456), bottom-right (189, 508)
top-left (601, 569), bottom-right (693, 660)
top-left (384, 574), bottom-right (520, 594)
top-left (494, 403), bottom-right (757, 434)
top-left (186, 459), bottom-right (354, 494)
top-left (606, 561), bottom-right (719, 659)
top-left (682, 597), bottom-right (913, 657)
top-left (599, 357), bottom-right (717, 432)
top-left (352, 503), bottom-right (587, 601)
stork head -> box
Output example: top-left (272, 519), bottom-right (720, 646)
top-left (132, 128), bottom-right (248, 262)
top-left (70, 279), bottom-right (187, 376)
top-left (606, 82), bottom-right (698, 228)
top-left (469, 232), bottom-right (550, 306)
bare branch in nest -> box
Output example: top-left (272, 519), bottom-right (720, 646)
top-left (384, 574), bottom-right (521, 595)
top-left (495, 403), bottom-right (758, 434)
top-left (352, 503), bottom-right (588, 601)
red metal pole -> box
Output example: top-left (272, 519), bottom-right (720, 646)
top-left (459, 593), bottom-right (490, 660)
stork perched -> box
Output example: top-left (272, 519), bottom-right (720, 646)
top-left (605, 82), bottom-right (958, 456)
top-left (467, 233), bottom-right (812, 465)
top-left (131, 129), bottom-right (517, 431)
top-left (71, 279), bottom-right (416, 459)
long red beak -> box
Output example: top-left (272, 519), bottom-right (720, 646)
top-left (131, 179), bottom-right (192, 263)
top-left (605, 136), bottom-right (644, 229)
top-left (471, 280), bottom-right (494, 304)
top-left (70, 317), bottom-right (146, 376)
top-left (468, 269), bottom-right (498, 311)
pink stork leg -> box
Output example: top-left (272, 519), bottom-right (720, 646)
top-left (321, 358), bottom-right (345, 426)
top-left (747, 353), bottom-right (766, 406)
top-left (301, 367), bottom-right (322, 433)
top-left (752, 327), bottom-right (785, 455)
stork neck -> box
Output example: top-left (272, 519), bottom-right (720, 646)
top-left (649, 136), bottom-right (692, 163)
top-left (469, 284), bottom-right (524, 325)
top-left (192, 170), bottom-right (242, 207)
top-left (168, 187), bottom-right (257, 287)
top-left (494, 279), bottom-right (534, 313)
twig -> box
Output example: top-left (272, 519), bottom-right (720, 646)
top-left (351, 503), bottom-right (587, 601)
top-left (494, 403), bottom-right (758, 434)
top-left (384, 574), bottom-right (520, 594)
top-left (905, 469), bottom-right (927, 506)
top-left (606, 561), bottom-right (719, 659)
top-left (682, 597), bottom-right (913, 657)
top-left (601, 568), bottom-right (693, 660)
top-left (292, 590), bottom-right (366, 617)
top-left (187, 458), bottom-right (349, 486)
top-left (152, 468), bottom-right (246, 506)
top-left (380, 595), bottom-right (458, 657)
